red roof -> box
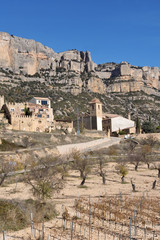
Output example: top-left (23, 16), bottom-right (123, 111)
top-left (27, 102), bottom-right (48, 109)
top-left (89, 98), bottom-right (102, 104)
top-left (103, 113), bottom-right (119, 119)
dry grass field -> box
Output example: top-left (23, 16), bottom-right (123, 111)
top-left (1, 161), bottom-right (160, 239)
top-left (0, 133), bottom-right (160, 240)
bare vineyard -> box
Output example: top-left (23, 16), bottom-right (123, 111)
top-left (4, 193), bottom-right (160, 240)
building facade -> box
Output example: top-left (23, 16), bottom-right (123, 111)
top-left (74, 97), bottom-right (136, 135)
top-left (0, 96), bottom-right (54, 132)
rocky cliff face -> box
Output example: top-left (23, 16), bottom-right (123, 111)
top-left (0, 32), bottom-right (160, 96)
top-left (95, 62), bottom-right (160, 93)
top-left (0, 32), bottom-right (96, 75)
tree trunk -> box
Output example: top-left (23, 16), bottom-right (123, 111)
top-left (0, 173), bottom-right (7, 186)
top-left (80, 170), bottom-right (83, 178)
top-left (132, 183), bottom-right (135, 192)
top-left (121, 175), bottom-right (124, 183)
top-left (147, 163), bottom-right (150, 169)
top-left (152, 180), bottom-right (156, 189)
top-left (102, 175), bottom-right (106, 185)
top-left (135, 164), bottom-right (138, 171)
top-left (158, 169), bottom-right (160, 178)
top-left (80, 176), bottom-right (86, 185)
top-left (100, 171), bottom-right (106, 184)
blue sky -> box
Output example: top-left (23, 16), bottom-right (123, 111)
top-left (1, 0), bottom-right (160, 67)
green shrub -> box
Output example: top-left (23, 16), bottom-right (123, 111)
top-left (142, 121), bottom-right (156, 133)
top-left (119, 130), bottom-right (126, 135)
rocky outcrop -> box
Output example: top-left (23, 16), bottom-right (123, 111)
top-left (0, 32), bottom-right (57, 75)
top-left (0, 32), bottom-right (160, 96)
top-left (0, 32), bottom-right (96, 75)
top-left (96, 62), bottom-right (160, 94)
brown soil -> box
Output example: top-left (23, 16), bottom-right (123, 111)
top-left (1, 161), bottom-right (160, 240)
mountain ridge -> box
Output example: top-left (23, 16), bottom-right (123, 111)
top-left (0, 32), bottom-right (159, 96)
top-left (0, 32), bottom-right (160, 125)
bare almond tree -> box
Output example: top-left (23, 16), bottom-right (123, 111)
top-left (139, 135), bottom-right (159, 148)
top-left (56, 154), bottom-right (70, 180)
top-left (99, 158), bottom-right (107, 184)
top-left (153, 160), bottom-right (160, 178)
top-left (72, 150), bottom-right (91, 185)
top-left (0, 156), bottom-right (22, 186)
top-left (129, 148), bottom-right (143, 171)
top-left (24, 155), bottom-right (64, 201)
top-left (139, 136), bottom-right (159, 168)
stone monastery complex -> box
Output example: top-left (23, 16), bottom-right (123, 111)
top-left (0, 96), bottom-right (136, 135)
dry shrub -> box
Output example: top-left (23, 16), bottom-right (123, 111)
top-left (106, 145), bottom-right (118, 155)
top-left (0, 200), bottom-right (28, 231)
top-left (0, 199), bottom-right (57, 232)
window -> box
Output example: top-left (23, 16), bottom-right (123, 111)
top-left (10, 108), bottom-right (14, 112)
top-left (21, 109), bottom-right (24, 112)
top-left (37, 114), bottom-right (42, 118)
top-left (41, 100), bottom-right (48, 105)
top-left (92, 105), bottom-right (94, 110)
top-left (98, 105), bottom-right (100, 110)
top-left (47, 115), bottom-right (50, 118)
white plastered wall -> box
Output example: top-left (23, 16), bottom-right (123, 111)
top-left (97, 117), bottom-right (102, 131)
top-left (111, 116), bottom-right (135, 132)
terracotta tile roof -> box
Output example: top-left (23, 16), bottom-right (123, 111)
top-left (89, 98), bottom-right (102, 104)
top-left (103, 113), bottom-right (119, 119)
top-left (27, 102), bottom-right (48, 109)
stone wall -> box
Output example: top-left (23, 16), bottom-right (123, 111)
top-left (11, 114), bottom-right (54, 132)
top-left (54, 120), bottom-right (73, 133)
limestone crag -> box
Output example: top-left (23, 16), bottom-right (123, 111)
top-left (95, 62), bottom-right (160, 93)
top-left (0, 32), bottom-right (96, 76)
top-left (0, 32), bottom-right (57, 75)
top-left (0, 32), bottom-right (160, 96)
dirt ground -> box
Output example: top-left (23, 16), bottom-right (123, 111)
top-left (1, 160), bottom-right (160, 240)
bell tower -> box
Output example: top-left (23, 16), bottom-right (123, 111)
top-left (89, 98), bottom-right (102, 131)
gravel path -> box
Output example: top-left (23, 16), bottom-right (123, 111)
top-left (57, 137), bottom-right (121, 155)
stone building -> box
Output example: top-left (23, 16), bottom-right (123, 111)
top-left (0, 96), bottom-right (54, 132)
top-left (74, 98), bottom-right (136, 135)
top-left (29, 97), bottom-right (51, 109)
top-left (73, 98), bottom-right (103, 131)
top-left (102, 113), bottom-right (135, 135)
